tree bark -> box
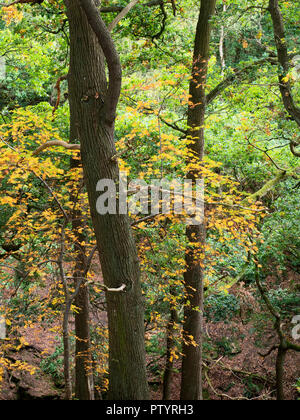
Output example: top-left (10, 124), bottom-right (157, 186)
top-left (163, 286), bottom-right (178, 400)
top-left (268, 0), bottom-right (300, 128)
top-left (59, 229), bottom-right (73, 401)
top-left (70, 169), bottom-right (95, 401)
top-left (180, 0), bottom-right (216, 401)
top-left (63, 301), bottom-right (72, 400)
top-left (74, 275), bottom-right (94, 400)
top-left (219, 3), bottom-right (226, 76)
top-left (64, 0), bottom-right (149, 400)
top-left (275, 345), bottom-right (287, 401)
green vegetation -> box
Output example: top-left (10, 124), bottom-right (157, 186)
top-left (0, 0), bottom-right (299, 401)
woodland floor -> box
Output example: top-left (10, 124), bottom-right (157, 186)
top-left (0, 262), bottom-right (299, 400)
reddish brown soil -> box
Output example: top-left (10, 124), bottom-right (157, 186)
top-left (0, 264), bottom-right (299, 400)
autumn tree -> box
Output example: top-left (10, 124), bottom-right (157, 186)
top-left (180, 0), bottom-right (217, 401)
top-left (64, 0), bottom-right (149, 399)
top-left (1, 0), bottom-right (299, 402)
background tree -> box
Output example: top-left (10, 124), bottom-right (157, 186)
top-left (180, 0), bottom-right (217, 401)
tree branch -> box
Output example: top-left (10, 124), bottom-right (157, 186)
top-left (104, 283), bottom-right (126, 292)
top-left (243, 171), bottom-right (288, 203)
top-left (32, 140), bottom-right (80, 156)
top-left (206, 57), bottom-right (277, 106)
top-left (290, 141), bottom-right (300, 157)
top-left (268, 0), bottom-right (300, 128)
top-left (151, 1), bottom-right (167, 41)
top-left (100, 0), bottom-right (162, 14)
top-left (255, 269), bottom-right (300, 354)
top-left (108, 0), bottom-right (140, 32)
top-left (0, 0), bottom-right (43, 6)
top-left (79, 0), bottom-right (122, 125)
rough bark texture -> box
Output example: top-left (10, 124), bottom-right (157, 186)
top-left (275, 344), bottom-right (287, 400)
top-left (180, 0), bottom-right (216, 401)
top-left (64, 0), bottom-right (149, 400)
top-left (162, 287), bottom-right (178, 400)
top-left (74, 278), bottom-right (94, 400)
top-left (62, 301), bottom-right (72, 400)
top-left (71, 175), bottom-right (95, 401)
top-left (268, 0), bottom-right (300, 128)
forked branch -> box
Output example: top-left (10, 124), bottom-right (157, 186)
top-left (79, 0), bottom-right (122, 125)
top-left (268, 0), bottom-right (300, 132)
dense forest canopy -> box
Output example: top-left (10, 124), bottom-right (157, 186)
top-left (0, 0), bottom-right (299, 402)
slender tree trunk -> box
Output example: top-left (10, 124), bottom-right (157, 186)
top-left (276, 344), bottom-right (287, 401)
top-left (73, 251), bottom-right (94, 400)
top-left (63, 301), bottom-right (72, 400)
top-left (255, 270), bottom-right (300, 400)
top-left (64, 0), bottom-right (149, 399)
top-left (219, 3), bottom-right (227, 76)
top-left (70, 157), bottom-right (95, 401)
top-left (59, 226), bottom-right (73, 400)
top-left (163, 287), bottom-right (178, 400)
top-left (180, 0), bottom-right (216, 401)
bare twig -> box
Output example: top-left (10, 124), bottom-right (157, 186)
top-left (108, 0), bottom-right (140, 32)
top-left (259, 345), bottom-right (279, 358)
top-left (100, 0), bottom-right (162, 14)
top-left (32, 140), bottom-right (80, 156)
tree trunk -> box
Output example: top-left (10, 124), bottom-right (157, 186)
top-left (268, 0), bottom-right (300, 128)
top-left (73, 248), bottom-right (94, 400)
top-left (163, 286), bottom-right (178, 400)
top-left (219, 3), bottom-right (227, 76)
top-left (64, 0), bottom-right (149, 400)
top-left (74, 279), bottom-right (94, 400)
top-left (276, 345), bottom-right (287, 401)
top-left (70, 156), bottom-right (95, 401)
top-left (180, 0), bottom-right (216, 401)
top-left (63, 301), bottom-right (72, 400)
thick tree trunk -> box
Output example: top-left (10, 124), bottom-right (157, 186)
top-left (180, 0), bottom-right (216, 401)
top-left (64, 0), bottom-right (148, 400)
